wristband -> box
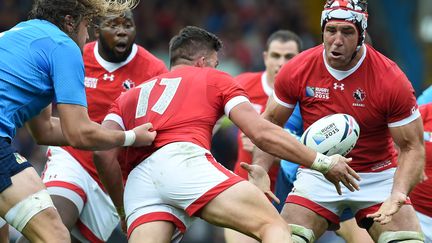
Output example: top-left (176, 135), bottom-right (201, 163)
top-left (310, 153), bottom-right (336, 174)
top-left (123, 130), bottom-right (136, 146)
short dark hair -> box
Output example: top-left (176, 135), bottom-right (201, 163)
top-left (169, 26), bottom-right (222, 66)
top-left (28, 0), bottom-right (137, 33)
top-left (265, 30), bottom-right (302, 52)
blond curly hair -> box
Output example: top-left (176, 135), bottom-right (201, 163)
top-left (29, 0), bottom-right (139, 31)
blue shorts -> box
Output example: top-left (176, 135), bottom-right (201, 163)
top-left (0, 137), bottom-right (32, 192)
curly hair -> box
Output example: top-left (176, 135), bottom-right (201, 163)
top-left (28, 0), bottom-right (139, 31)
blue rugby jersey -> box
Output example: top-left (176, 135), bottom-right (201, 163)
top-left (0, 19), bottom-right (87, 139)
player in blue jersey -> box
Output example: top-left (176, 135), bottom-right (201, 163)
top-left (0, 0), bottom-right (156, 242)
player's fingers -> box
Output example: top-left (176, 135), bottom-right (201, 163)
top-left (333, 182), bottom-right (342, 195)
top-left (344, 157), bottom-right (353, 163)
top-left (266, 191), bottom-right (280, 204)
top-left (240, 162), bottom-right (252, 172)
top-left (345, 173), bottom-right (360, 191)
top-left (142, 122), bottom-right (153, 129)
top-left (347, 166), bottom-right (361, 181)
top-left (366, 212), bottom-right (379, 219)
top-left (341, 177), bottom-right (355, 192)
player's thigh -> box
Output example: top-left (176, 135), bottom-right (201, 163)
top-left (368, 204), bottom-right (422, 242)
top-left (224, 228), bottom-right (259, 243)
top-left (336, 218), bottom-right (373, 243)
top-left (199, 181), bottom-right (283, 237)
top-left (0, 167), bottom-right (47, 214)
top-left (281, 202), bottom-right (329, 238)
top-left (129, 221), bottom-right (176, 243)
top-left (50, 195), bottom-right (80, 229)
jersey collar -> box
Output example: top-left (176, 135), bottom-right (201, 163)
top-left (323, 44), bottom-right (367, 81)
top-left (94, 43), bottom-right (138, 73)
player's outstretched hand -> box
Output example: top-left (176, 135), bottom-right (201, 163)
top-left (132, 122), bottom-right (157, 146)
top-left (324, 155), bottom-right (360, 195)
top-left (240, 162), bottom-right (280, 204)
top-left (366, 192), bottom-right (407, 224)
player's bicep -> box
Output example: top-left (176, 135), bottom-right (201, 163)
top-left (262, 96), bottom-right (293, 127)
top-left (229, 102), bottom-right (263, 137)
top-left (389, 117), bottom-right (424, 150)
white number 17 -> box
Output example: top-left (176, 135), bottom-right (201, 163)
top-left (135, 77), bottom-right (182, 118)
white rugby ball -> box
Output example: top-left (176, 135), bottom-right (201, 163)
top-left (300, 113), bottom-right (360, 156)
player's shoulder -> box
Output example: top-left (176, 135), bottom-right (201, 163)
top-left (365, 45), bottom-right (400, 71)
top-left (235, 72), bottom-right (261, 82)
top-left (20, 19), bottom-right (77, 49)
top-left (135, 45), bottom-right (165, 65)
top-left (83, 41), bottom-right (96, 59)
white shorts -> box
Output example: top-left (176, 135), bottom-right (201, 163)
top-left (287, 167), bottom-right (400, 229)
top-left (42, 146), bottom-right (119, 243)
top-left (124, 142), bottom-right (243, 239)
top-left (416, 211), bottom-right (432, 243)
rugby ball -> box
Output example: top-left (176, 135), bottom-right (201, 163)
top-left (300, 114), bottom-right (360, 156)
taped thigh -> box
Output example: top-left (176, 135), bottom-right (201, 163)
top-left (290, 224), bottom-right (316, 243)
top-left (5, 190), bottom-right (55, 231)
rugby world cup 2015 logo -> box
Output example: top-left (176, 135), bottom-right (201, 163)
top-left (312, 123), bottom-right (339, 145)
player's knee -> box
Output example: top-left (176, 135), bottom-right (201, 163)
top-left (378, 231), bottom-right (425, 243)
top-left (4, 189), bottom-right (55, 232)
top-left (290, 224), bottom-right (316, 243)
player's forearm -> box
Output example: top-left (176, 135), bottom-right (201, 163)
top-left (94, 152), bottom-right (124, 209)
top-left (26, 116), bottom-right (69, 146)
top-left (251, 124), bottom-right (316, 169)
top-left (392, 147), bottom-right (425, 195)
top-left (64, 121), bottom-right (126, 150)
top-left (251, 146), bottom-right (276, 172)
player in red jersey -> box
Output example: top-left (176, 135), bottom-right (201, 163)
top-left (225, 29), bottom-right (302, 243)
top-left (93, 26), bottom-right (359, 243)
top-left (410, 103), bottom-right (432, 243)
top-left (249, 1), bottom-right (426, 242)
top-left (39, 10), bottom-right (167, 242)
top-left (233, 30), bottom-right (302, 192)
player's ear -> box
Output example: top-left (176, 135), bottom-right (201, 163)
top-left (263, 51), bottom-right (268, 63)
top-left (63, 15), bottom-right (75, 34)
top-left (195, 56), bottom-right (206, 68)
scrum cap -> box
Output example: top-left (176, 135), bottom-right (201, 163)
top-left (321, 0), bottom-right (368, 51)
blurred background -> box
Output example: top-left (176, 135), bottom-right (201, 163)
top-left (1, 0), bottom-right (432, 242)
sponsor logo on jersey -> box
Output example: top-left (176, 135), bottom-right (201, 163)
top-left (306, 86), bottom-right (329, 99)
top-left (84, 77), bottom-right (98, 88)
top-left (103, 73), bottom-right (115, 81)
top-left (333, 83), bottom-right (345, 90)
top-left (352, 88), bottom-right (366, 107)
top-left (123, 79), bottom-right (135, 90)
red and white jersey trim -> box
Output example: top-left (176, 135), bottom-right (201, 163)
top-left (273, 92), bottom-right (295, 108)
top-left (104, 113), bottom-right (125, 130)
top-left (261, 72), bottom-right (273, 97)
top-left (224, 96), bottom-right (249, 117)
top-left (388, 109), bottom-right (420, 127)
top-left (94, 43), bottom-right (138, 73)
top-left (323, 45), bottom-right (367, 81)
